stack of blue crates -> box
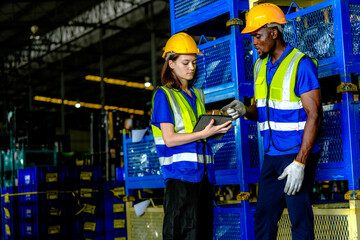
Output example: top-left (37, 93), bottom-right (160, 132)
top-left (1, 186), bottom-right (19, 240)
top-left (17, 166), bottom-right (69, 239)
top-left (283, 0), bottom-right (360, 190)
top-left (71, 165), bottom-right (105, 240)
top-left (103, 181), bottom-right (127, 240)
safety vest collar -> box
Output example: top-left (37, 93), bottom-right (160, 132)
top-left (160, 86), bottom-right (205, 134)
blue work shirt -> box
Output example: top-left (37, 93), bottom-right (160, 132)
top-left (265, 43), bottom-right (320, 156)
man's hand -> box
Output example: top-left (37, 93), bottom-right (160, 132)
top-left (220, 100), bottom-right (246, 120)
top-left (278, 161), bottom-right (305, 195)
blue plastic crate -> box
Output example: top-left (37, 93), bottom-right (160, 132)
top-left (72, 215), bottom-right (105, 234)
top-left (104, 199), bottom-right (125, 215)
top-left (1, 187), bottom-right (19, 240)
top-left (17, 166), bottom-right (68, 186)
top-left (105, 229), bottom-right (127, 240)
top-left (19, 200), bottom-right (70, 219)
top-left (115, 167), bottom-right (125, 181)
top-left (82, 216), bottom-right (105, 233)
top-left (77, 181), bottom-right (104, 199)
top-left (83, 232), bottom-right (105, 240)
top-left (103, 181), bottom-right (125, 214)
top-left (20, 218), bottom-right (66, 238)
top-left (104, 213), bottom-right (126, 232)
top-left (18, 184), bottom-right (67, 203)
top-left (74, 197), bottom-right (105, 216)
top-left (73, 165), bottom-right (102, 182)
top-left (1, 186), bottom-right (18, 218)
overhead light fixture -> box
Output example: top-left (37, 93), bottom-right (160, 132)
top-left (144, 76), bottom-right (152, 88)
top-left (34, 96), bottom-right (144, 115)
top-left (85, 75), bottom-right (154, 90)
top-left (75, 101), bottom-right (81, 108)
top-left (30, 25), bottom-right (40, 40)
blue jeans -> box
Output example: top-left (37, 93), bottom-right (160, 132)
top-left (255, 153), bottom-right (319, 240)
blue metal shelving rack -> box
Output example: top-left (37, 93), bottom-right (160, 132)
top-left (123, 0), bottom-right (360, 239)
top-left (281, 0), bottom-right (360, 190)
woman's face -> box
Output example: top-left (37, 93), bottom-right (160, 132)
top-left (169, 54), bottom-right (197, 82)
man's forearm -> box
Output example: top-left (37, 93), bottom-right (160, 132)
top-left (296, 110), bottom-right (322, 164)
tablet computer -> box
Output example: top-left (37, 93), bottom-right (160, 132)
top-left (193, 115), bottom-right (232, 140)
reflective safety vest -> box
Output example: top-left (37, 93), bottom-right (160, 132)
top-left (254, 48), bottom-right (318, 152)
top-left (151, 86), bottom-right (215, 183)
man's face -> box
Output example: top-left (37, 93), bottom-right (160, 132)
top-left (251, 27), bottom-right (275, 59)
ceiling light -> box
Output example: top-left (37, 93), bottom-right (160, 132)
top-left (75, 102), bottom-right (81, 108)
top-left (34, 95), bottom-right (144, 115)
top-left (85, 75), bottom-right (154, 90)
top-left (144, 76), bottom-right (152, 88)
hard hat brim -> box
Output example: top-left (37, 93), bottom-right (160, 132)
top-left (162, 51), bottom-right (203, 59)
top-left (241, 25), bottom-right (262, 34)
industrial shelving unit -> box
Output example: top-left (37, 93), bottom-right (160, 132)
top-left (122, 0), bottom-right (360, 239)
top-left (282, 0), bottom-right (360, 190)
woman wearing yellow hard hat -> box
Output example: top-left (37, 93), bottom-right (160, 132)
top-left (151, 32), bottom-right (232, 240)
top-left (222, 3), bottom-right (321, 240)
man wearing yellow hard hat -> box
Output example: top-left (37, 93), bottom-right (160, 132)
top-left (221, 3), bottom-right (322, 240)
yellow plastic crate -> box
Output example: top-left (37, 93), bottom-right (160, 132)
top-left (126, 202), bottom-right (164, 240)
top-left (277, 201), bottom-right (360, 240)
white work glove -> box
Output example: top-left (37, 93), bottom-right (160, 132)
top-left (278, 161), bottom-right (305, 196)
top-left (220, 100), bottom-right (246, 120)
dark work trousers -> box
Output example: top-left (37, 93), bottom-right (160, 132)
top-left (162, 175), bottom-right (214, 240)
top-left (255, 152), bottom-right (319, 240)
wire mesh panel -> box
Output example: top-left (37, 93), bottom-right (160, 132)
top-left (127, 206), bottom-right (163, 240)
top-left (284, 5), bottom-right (335, 60)
top-left (126, 140), bottom-right (161, 177)
top-left (318, 104), bottom-right (343, 164)
top-left (195, 39), bottom-right (232, 90)
top-left (350, 3), bottom-right (360, 55)
top-left (173, 0), bottom-right (218, 19)
top-left (213, 207), bottom-right (242, 240)
top-left (248, 122), bottom-right (259, 169)
top-left (277, 210), bottom-right (349, 240)
top-left (243, 37), bottom-right (254, 82)
top-left (210, 128), bottom-right (236, 171)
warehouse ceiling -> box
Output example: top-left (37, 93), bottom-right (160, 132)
top-left (0, 0), bottom-right (170, 132)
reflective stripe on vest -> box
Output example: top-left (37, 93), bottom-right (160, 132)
top-left (258, 121), bottom-right (306, 131)
top-left (159, 153), bottom-right (214, 166)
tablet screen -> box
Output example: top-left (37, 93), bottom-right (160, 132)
top-left (193, 115), bottom-right (232, 140)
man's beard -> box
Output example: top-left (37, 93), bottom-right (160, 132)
top-left (259, 52), bottom-right (268, 59)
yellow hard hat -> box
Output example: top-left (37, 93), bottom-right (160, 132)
top-left (241, 3), bottom-right (287, 34)
top-left (162, 32), bottom-right (202, 59)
